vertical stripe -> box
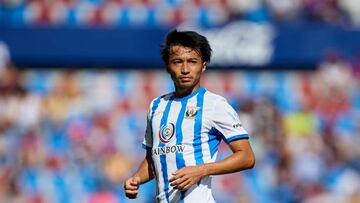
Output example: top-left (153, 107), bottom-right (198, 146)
top-left (193, 89), bottom-right (206, 165)
top-left (158, 99), bottom-right (173, 203)
top-left (175, 100), bottom-right (187, 169)
top-left (208, 128), bottom-right (222, 159)
top-left (175, 100), bottom-right (187, 202)
top-left (180, 192), bottom-right (185, 203)
top-left (149, 97), bottom-right (162, 130)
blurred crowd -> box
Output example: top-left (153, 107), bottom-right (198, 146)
top-left (0, 51), bottom-right (359, 203)
top-left (1, 0), bottom-right (360, 203)
top-left (1, 0), bottom-right (360, 27)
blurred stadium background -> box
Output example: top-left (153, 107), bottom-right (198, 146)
top-left (0, 0), bottom-right (360, 203)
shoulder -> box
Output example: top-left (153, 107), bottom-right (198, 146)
top-left (148, 92), bottom-right (174, 108)
top-left (203, 90), bottom-right (238, 118)
top-left (203, 90), bottom-right (229, 106)
top-left (146, 92), bottom-right (173, 117)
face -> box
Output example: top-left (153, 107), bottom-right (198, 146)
top-left (167, 45), bottom-right (206, 93)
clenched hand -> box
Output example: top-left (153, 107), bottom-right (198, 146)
top-left (169, 165), bottom-right (207, 191)
top-left (124, 176), bottom-right (141, 199)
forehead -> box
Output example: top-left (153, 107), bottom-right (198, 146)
top-left (169, 45), bottom-right (201, 59)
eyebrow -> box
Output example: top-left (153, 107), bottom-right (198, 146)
top-left (170, 57), bottom-right (199, 61)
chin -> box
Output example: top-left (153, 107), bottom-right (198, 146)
top-left (178, 83), bottom-right (195, 89)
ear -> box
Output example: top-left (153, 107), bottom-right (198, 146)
top-left (202, 62), bottom-right (207, 72)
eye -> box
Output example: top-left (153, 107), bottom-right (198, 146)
top-left (172, 60), bottom-right (182, 64)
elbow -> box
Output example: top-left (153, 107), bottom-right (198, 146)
top-left (246, 153), bottom-right (255, 169)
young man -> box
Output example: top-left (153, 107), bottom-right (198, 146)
top-left (124, 30), bottom-right (255, 202)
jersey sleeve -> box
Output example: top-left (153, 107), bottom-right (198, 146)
top-left (142, 100), bottom-right (154, 150)
top-left (142, 115), bottom-right (153, 150)
top-left (212, 98), bottom-right (249, 143)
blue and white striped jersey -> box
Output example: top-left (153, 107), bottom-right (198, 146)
top-left (142, 86), bottom-right (249, 203)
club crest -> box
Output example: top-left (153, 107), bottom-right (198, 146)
top-left (159, 123), bottom-right (175, 143)
top-left (185, 106), bottom-right (200, 119)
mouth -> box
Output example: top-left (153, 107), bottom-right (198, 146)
top-left (179, 77), bottom-right (192, 82)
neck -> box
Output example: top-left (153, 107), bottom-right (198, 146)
top-left (174, 84), bottom-right (200, 98)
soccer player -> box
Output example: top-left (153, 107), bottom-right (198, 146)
top-left (124, 30), bottom-right (255, 202)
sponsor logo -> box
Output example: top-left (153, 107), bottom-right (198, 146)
top-left (233, 123), bottom-right (242, 128)
top-left (185, 106), bottom-right (200, 119)
top-left (159, 123), bottom-right (175, 143)
top-left (153, 145), bottom-right (185, 155)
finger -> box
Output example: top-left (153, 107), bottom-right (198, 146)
top-left (170, 177), bottom-right (179, 187)
top-left (170, 176), bottom-right (180, 184)
top-left (170, 172), bottom-right (185, 183)
top-left (125, 189), bottom-right (138, 196)
top-left (180, 182), bottom-right (193, 191)
top-left (131, 178), bottom-right (140, 184)
top-left (125, 184), bottom-right (138, 190)
top-left (130, 181), bottom-right (139, 187)
top-left (172, 168), bottom-right (185, 176)
top-left (176, 179), bottom-right (192, 191)
top-left (173, 176), bottom-right (190, 188)
top-left (124, 179), bottom-right (134, 187)
top-left (125, 181), bottom-right (139, 190)
top-left (170, 179), bottom-right (177, 187)
top-left (131, 177), bottom-right (140, 184)
top-left (170, 175), bottom-right (188, 187)
top-left (177, 180), bottom-right (193, 191)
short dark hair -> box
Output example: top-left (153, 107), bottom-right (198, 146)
top-left (161, 30), bottom-right (212, 65)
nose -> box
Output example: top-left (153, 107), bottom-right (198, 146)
top-left (181, 63), bottom-right (190, 74)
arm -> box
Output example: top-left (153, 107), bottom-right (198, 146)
top-left (203, 139), bottom-right (255, 175)
top-left (124, 150), bottom-right (154, 199)
top-left (170, 139), bottom-right (255, 190)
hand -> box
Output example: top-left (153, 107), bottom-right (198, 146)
top-left (169, 165), bottom-right (207, 191)
top-left (124, 176), bottom-right (141, 199)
